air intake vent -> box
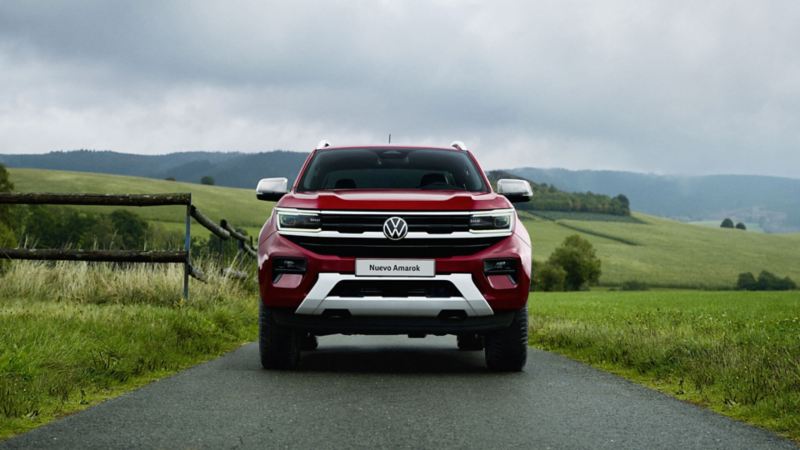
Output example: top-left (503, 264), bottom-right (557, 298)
top-left (285, 236), bottom-right (504, 258)
top-left (329, 280), bottom-right (461, 298)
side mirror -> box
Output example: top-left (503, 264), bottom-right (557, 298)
top-left (497, 179), bottom-right (533, 203)
top-left (256, 177), bottom-right (288, 201)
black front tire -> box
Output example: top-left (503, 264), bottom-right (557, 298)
top-left (484, 307), bottom-right (528, 371)
top-left (259, 303), bottom-right (300, 370)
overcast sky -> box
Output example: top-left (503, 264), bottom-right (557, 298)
top-left (1, 1), bottom-right (799, 177)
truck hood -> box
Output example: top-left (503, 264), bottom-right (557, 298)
top-left (275, 190), bottom-right (512, 211)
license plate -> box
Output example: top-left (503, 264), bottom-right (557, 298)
top-left (355, 259), bottom-right (435, 277)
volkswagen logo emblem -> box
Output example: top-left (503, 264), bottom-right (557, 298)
top-left (383, 216), bottom-right (408, 240)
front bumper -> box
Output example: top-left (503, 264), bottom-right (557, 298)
top-left (258, 230), bottom-right (531, 313)
top-left (270, 308), bottom-right (517, 335)
top-left (295, 273), bottom-right (493, 317)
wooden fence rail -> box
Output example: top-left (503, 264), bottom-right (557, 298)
top-left (190, 205), bottom-right (230, 240)
top-left (0, 192), bottom-right (257, 299)
top-left (0, 192), bottom-right (191, 206)
top-left (220, 219), bottom-right (258, 258)
top-left (0, 249), bottom-right (187, 263)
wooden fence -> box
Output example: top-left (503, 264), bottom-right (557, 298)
top-left (0, 192), bottom-right (258, 299)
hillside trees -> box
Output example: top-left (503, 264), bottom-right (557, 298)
top-left (737, 271), bottom-right (797, 291)
top-left (486, 171), bottom-right (631, 216)
top-left (13, 206), bottom-right (154, 250)
top-left (720, 218), bottom-right (747, 230)
top-left (200, 176), bottom-right (215, 185)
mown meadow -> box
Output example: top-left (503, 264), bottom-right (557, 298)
top-left (529, 291), bottom-right (800, 441)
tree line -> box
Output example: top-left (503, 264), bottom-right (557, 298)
top-left (487, 170), bottom-right (630, 216)
top-left (736, 271), bottom-right (796, 291)
top-left (720, 218), bottom-right (747, 230)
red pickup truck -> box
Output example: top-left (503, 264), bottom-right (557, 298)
top-left (255, 141), bottom-right (533, 371)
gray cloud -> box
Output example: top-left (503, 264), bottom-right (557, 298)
top-left (1, 0), bottom-right (799, 176)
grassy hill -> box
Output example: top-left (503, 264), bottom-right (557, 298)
top-left (512, 167), bottom-right (800, 233)
top-left (1, 150), bottom-right (308, 189)
top-left (9, 168), bottom-right (272, 237)
top-left (520, 211), bottom-right (800, 288)
top-left (8, 168), bottom-right (800, 288)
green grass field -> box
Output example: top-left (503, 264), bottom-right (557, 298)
top-left (521, 212), bottom-right (800, 288)
top-left (528, 290), bottom-right (800, 441)
top-left (0, 260), bottom-right (257, 439)
top-left (8, 168), bottom-right (800, 289)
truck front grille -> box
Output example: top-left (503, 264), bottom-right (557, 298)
top-left (320, 214), bottom-right (470, 234)
top-left (284, 236), bottom-right (504, 258)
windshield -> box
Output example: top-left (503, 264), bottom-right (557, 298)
top-left (297, 148), bottom-right (488, 192)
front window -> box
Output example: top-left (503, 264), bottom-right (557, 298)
top-left (297, 148), bottom-right (488, 192)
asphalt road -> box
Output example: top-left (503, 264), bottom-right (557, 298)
top-left (2, 336), bottom-right (796, 450)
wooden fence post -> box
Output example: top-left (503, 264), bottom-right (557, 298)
top-left (184, 196), bottom-right (192, 300)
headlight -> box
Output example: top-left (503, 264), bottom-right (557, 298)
top-left (469, 210), bottom-right (514, 232)
top-left (276, 210), bottom-right (321, 231)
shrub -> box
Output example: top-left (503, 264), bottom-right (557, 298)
top-left (757, 271), bottom-right (797, 291)
top-left (110, 210), bottom-right (149, 249)
top-left (200, 176), bottom-right (215, 185)
top-left (538, 263), bottom-right (567, 292)
top-left (0, 164), bottom-right (15, 273)
top-left (548, 235), bottom-right (601, 290)
top-left (736, 272), bottom-right (758, 290)
top-left (530, 260), bottom-right (541, 291)
top-left (0, 223), bottom-right (15, 274)
top-left (0, 163), bottom-right (12, 193)
top-left (735, 222), bottom-right (747, 230)
top-left (736, 271), bottom-right (797, 291)
top-left (0, 163), bottom-right (14, 229)
top-left (720, 218), bottom-right (734, 228)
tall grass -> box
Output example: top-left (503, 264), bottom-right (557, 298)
top-left (0, 260), bottom-right (258, 439)
top-left (529, 291), bottom-right (800, 441)
top-left (0, 260), bottom-right (253, 306)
